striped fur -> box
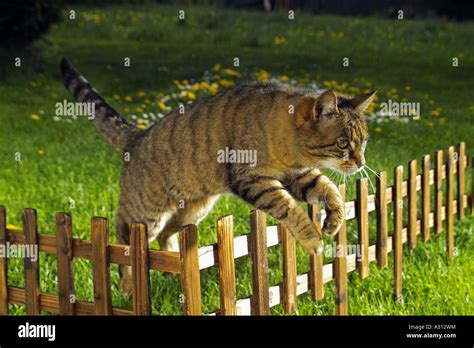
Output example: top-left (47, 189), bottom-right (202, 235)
top-left (59, 59), bottom-right (374, 293)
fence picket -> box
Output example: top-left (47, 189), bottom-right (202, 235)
top-left (279, 224), bottom-right (297, 314)
top-left (393, 166), bottom-right (403, 299)
top-left (446, 147), bottom-right (454, 259)
top-left (55, 212), bottom-right (75, 315)
top-left (334, 184), bottom-right (348, 315)
top-left (179, 224), bottom-right (202, 315)
top-left (22, 208), bottom-right (40, 315)
top-left (435, 149), bottom-right (444, 233)
top-left (308, 203), bottom-right (324, 301)
top-left (91, 217), bottom-right (112, 315)
top-left (422, 155), bottom-right (431, 242)
top-left (250, 210), bottom-right (270, 315)
top-left (408, 160), bottom-right (417, 249)
top-left (0, 206), bottom-right (8, 315)
top-left (376, 171), bottom-right (388, 268)
top-left (216, 215), bottom-right (237, 315)
top-left (357, 178), bottom-right (369, 278)
top-left (457, 142), bottom-right (465, 220)
top-left (130, 223), bottom-right (151, 315)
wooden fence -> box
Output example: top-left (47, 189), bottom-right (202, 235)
top-left (0, 142), bottom-right (472, 316)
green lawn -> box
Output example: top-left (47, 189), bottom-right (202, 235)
top-left (0, 4), bottom-right (473, 315)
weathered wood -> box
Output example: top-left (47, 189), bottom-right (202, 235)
top-left (55, 212), bottom-right (76, 315)
top-left (472, 156), bottom-right (474, 216)
top-left (0, 206), bottom-right (8, 315)
top-left (408, 160), bottom-right (418, 249)
top-left (393, 166), bottom-right (403, 298)
top-left (216, 215), bottom-right (237, 315)
top-left (130, 223), bottom-right (151, 315)
top-left (356, 178), bottom-right (369, 278)
top-left (249, 210), bottom-right (270, 315)
top-left (334, 184), bottom-right (348, 315)
top-left (435, 149), bottom-right (444, 233)
top-left (422, 155), bottom-right (431, 242)
top-left (22, 208), bottom-right (41, 315)
top-left (308, 203), bottom-right (324, 301)
top-left (457, 142), bottom-right (465, 220)
top-left (279, 224), bottom-right (297, 314)
top-left (91, 217), bottom-right (112, 315)
top-left (376, 171), bottom-right (388, 268)
top-left (179, 224), bottom-right (202, 315)
top-left (446, 147), bottom-right (454, 259)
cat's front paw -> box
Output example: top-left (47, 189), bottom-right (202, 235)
top-left (299, 235), bottom-right (324, 255)
top-left (322, 187), bottom-right (344, 236)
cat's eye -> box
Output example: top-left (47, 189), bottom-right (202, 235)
top-left (336, 139), bottom-right (350, 149)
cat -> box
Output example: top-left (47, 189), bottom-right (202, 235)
top-left (60, 58), bottom-right (375, 293)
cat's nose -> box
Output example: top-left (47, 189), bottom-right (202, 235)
top-left (356, 157), bottom-right (366, 168)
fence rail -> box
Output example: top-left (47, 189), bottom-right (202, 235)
top-left (0, 142), bottom-right (472, 316)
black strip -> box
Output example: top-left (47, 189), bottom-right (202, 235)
top-left (301, 174), bottom-right (322, 201)
top-left (250, 186), bottom-right (284, 205)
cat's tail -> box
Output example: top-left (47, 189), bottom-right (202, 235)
top-left (60, 58), bottom-right (141, 152)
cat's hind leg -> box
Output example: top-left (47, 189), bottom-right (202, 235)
top-left (158, 195), bottom-right (220, 252)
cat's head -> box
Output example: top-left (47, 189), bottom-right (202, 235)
top-left (293, 90), bottom-right (376, 174)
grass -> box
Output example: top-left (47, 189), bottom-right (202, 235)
top-left (0, 4), bottom-right (473, 315)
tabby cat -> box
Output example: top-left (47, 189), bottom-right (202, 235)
top-left (60, 58), bottom-right (375, 293)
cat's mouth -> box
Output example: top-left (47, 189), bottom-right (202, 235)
top-left (322, 160), bottom-right (361, 176)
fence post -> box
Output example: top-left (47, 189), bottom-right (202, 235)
top-left (91, 217), bottom-right (112, 315)
top-left (179, 224), bottom-right (202, 315)
top-left (334, 184), bottom-right (348, 315)
top-left (471, 156), bottom-right (474, 216)
top-left (249, 210), bottom-right (270, 315)
top-left (216, 215), bottom-right (237, 316)
top-left (22, 208), bottom-right (40, 315)
top-left (408, 160), bottom-right (417, 249)
top-left (130, 223), bottom-right (151, 315)
top-left (422, 155), bottom-right (431, 242)
top-left (446, 147), bottom-right (454, 259)
top-left (457, 142), bottom-right (465, 220)
top-left (279, 224), bottom-right (297, 314)
top-left (376, 171), bottom-right (388, 268)
top-left (393, 166), bottom-right (403, 300)
top-left (55, 212), bottom-right (76, 315)
top-left (308, 203), bottom-right (324, 301)
top-left (356, 178), bottom-right (369, 279)
top-left (0, 206), bottom-right (8, 315)
top-left (435, 149), bottom-right (444, 233)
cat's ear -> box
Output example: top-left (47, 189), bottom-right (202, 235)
top-left (350, 90), bottom-right (377, 113)
top-left (315, 90), bottom-right (339, 117)
top-left (294, 97), bottom-right (317, 127)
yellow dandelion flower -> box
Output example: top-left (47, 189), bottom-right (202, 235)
top-left (427, 121), bottom-right (434, 127)
top-left (182, 80), bottom-right (189, 86)
top-left (191, 83), bottom-right (200, 91)
top-left (137, 124), bottom-right (146, 129)
top-left (224, 68), bottom-right (241, 78)
top-left (144, 99), bottom-right (151, 105)
top-left (158, 102), bottom-right (166, 110)
top-left (208, 83), bottom-right (219, 95)
top-left (37, 148), bottom-right (45, 156)
top-left (279, 75), bottom-right (289, 82)
top-left (375, 127), bottom-right (382, 134)
top-left (138, 91), bottom-right (145, 97)
top-left (257, 69), bottom-right (270, 82)
top-left (113, 95), bottom-right (120, 100)
top-left (135, 107), bottom-right (144, 113)
top-left (219, 79), bottom-right (234, 87)
top-left (199, 81), bottom-right (208, 89)
top-left (404, 85), bottom-right (411, 91)
top-left (31, 114), bottom-right (40, 121)
top-left (124, 96), bottom-right (133, 102)
top-left (212, 64), bottom-right (221, 71)
top-left (7, 224), bottom-right (21, 230)
top-left (431, 110), bottom-right (441, 117)
top-left (187, 91), bottom-right (196, 100)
